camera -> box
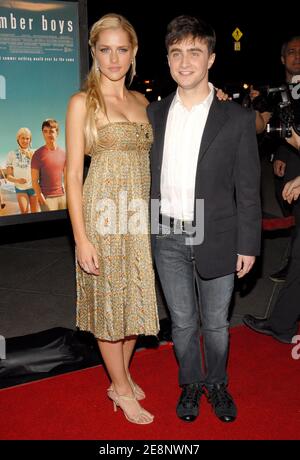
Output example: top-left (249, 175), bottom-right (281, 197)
top-left (251, 78), bottom-right (300, 138)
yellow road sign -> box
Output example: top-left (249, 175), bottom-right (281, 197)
top-left (232, 28), bottom-right (243, 42)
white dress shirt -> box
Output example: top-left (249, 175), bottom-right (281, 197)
top-left (160, 83), bottom-right (214, 220)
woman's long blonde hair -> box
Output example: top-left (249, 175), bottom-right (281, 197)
top-left (84, 13), bottom-right (138, 152)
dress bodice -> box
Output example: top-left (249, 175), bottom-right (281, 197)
top-left (90, 122), bottom-right (153, 156)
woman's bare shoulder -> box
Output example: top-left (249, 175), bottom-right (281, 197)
top-left (67, 92), bottom-right (87, 123)
top-left (68, 91), bottom-right (87, 109)
top-left (130, 90), bottom-right (149, 107)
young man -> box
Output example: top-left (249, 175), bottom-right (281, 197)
top-left (31, 119), bottom-right (66, 212)
top-left (147, 16), bottom-right (261, 423)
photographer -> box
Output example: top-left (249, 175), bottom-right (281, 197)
top-left (244, 129), bottom-right (300, 343)
top-left (254, 36), bottom-right (300, 282)
top-left (243, 38), bottom-right (300, 341)
top-left (273, 36), bottom-right (300, 200)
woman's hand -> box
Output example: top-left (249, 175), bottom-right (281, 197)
top-left (17, 178), bottom-right (27, 184)
top-left (282, 176), bottom-right (300, 204)
top-left (76, 239), bottom-right (100, 275)
top-left (215, 87), bottom-right (231, 101)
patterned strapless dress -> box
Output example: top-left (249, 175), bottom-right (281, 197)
top-left (76, 122), bottom-right (159, 341)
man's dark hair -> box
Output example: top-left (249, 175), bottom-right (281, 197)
top-left (42, 118), bottom-right (59, 132)
top-left (281, 35), bottom-right (300, 57)
top-left (165, 15), bottom-right (216, 54)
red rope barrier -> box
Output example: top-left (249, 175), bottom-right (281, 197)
top-left (262, 215), bottom-right (295, 231)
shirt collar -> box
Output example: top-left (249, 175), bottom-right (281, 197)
top-left (171, 82), bottom-right (214, 112)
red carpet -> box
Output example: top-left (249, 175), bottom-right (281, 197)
top-left (0, 326), bottom-right (299, 440)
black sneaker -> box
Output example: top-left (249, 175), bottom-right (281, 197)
top-left (176, 383), bottom-right (203, 422)
top-left (206, 383), bottom-right (237, 422)
top-left (243, 314), bottom-right (295, 344)
top-left (269, 260), bottom-right (290, 282)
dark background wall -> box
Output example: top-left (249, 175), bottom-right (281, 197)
top-left (86, 1), bottom-right (300, 91)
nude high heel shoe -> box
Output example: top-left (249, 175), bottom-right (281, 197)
top-left (107, 387), bottom-right (153, 425)
top-left (107, 375), bottom-right (146, 401)
top-left (127, 375), bottom-right (146, 400)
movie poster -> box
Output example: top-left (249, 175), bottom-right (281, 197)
top-left (0, 0), bottom-right (80, 217)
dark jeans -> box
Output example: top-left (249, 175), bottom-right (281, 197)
top-left (154, 225), bottom-right (234, 388)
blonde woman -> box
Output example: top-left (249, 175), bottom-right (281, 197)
top-left (6, 128), bottom-right (38, 213)
top-left (66, 13), bottom-right (159, 425)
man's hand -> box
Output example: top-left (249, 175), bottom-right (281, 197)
top-left (273, 159), bottom-right (286, 177)
top-left (37, 193), bottom-right (47, 206)
top-left (256, 111), bottom-right (272, 134)
top-left (285, 128), bottom-right (300, 150)
top-left (236, 255), bottom-right (256, 278)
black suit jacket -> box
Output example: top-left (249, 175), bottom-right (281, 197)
top-left (147, 92), bottom-right (262, 278)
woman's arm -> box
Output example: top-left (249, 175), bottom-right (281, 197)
top-left (66, 92), bottom-right (88, 245)
top-left (66, 92), bottom-right (99, 275)
top-left (6, 166), bottom-right (26, 184)
top-left (6, 152), bottom-right (27, 184)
